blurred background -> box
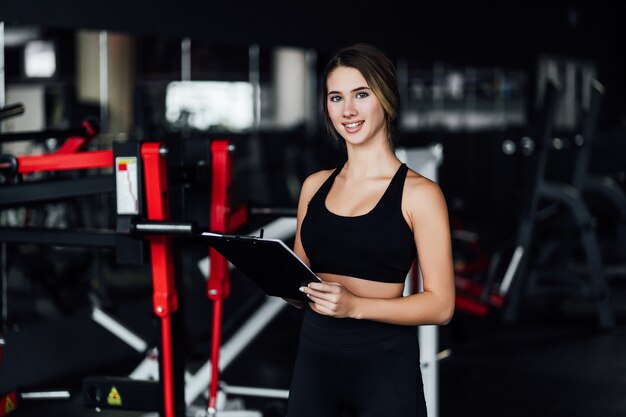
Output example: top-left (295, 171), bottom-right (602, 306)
top-left (0, 1), bottom-right (625, 416)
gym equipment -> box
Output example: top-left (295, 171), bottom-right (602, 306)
top-left (0, 113), bottom-right (106, 416)
top-left (0, 104), bottom-right (24, 122)
top-left (0, 123), bottom-right (280, 416)
top-left (568, 81), bottom-right (626, 264)
top-left (0, 120), bottom-right (186, 416)
top-left (451, 220), bottom-right (504, 317)
top-left (85, 139), bottom-right (302, 417)
top-left (493, 78), bottom-right (614, 329)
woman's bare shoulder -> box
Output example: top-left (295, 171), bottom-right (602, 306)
top-left (302, 168), bottom-right (336, 190)
top-left (403, 168), bottom-right (448, 216)
top-left (299, 168), bottom-right (336, 200)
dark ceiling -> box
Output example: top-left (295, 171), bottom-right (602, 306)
top-left (1, 0), bottom-right (624, 64)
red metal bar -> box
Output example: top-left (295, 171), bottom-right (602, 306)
top-left (141, 142), bottom-right (177, 417)
top-left (17, 150), bottom-right (113, 174)
top-left (208, 140), bottom-right (231, 300)
top-left (55, 120), bottom-right (98, 154)
top-left (55, 137), bottom-right (88, 154)
top-left (206, 140), bottom-right (233, 412)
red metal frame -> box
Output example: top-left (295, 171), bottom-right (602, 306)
top-left (450, 219), bottom-right (504, 317)
top-left (206, 140), bottom-right (247, 411)
top-left (455, 276), bottom-right (504, 317)
top-left (3, 136), bottom-right (247, 415)
top-left (14, 120), bottom-right (110, 174)
top-left (141, 143), bottom-right (178, 417)
top-left (17, 151), bottom-right (113, 174)
top-left (55, 120), bottom-right (98, 154)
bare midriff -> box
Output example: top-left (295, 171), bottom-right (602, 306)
top-left (316, 272), bottom-right (405, 299)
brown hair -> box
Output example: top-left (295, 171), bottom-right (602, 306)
top-left (322, 43), bottom-right (399, 147)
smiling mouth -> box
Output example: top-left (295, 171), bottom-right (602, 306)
top-left (343, 121), bottom-right (364, 128)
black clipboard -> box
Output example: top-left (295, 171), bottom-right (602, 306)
top-left (201, 232), bottom-right (320, 302)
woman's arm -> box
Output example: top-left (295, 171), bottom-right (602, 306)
top-left (283, 170), bottom-right (331, 309)
top-left (302, 179), bottom-right (455, 325)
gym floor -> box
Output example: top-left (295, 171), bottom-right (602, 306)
top-left (5, 264), bottom-right (626, 417)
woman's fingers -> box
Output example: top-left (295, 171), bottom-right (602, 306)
top-left (302, 287), bottom-right (338, 304)
top-left (306, 293), bottom-right (336, 311)
top-left (309, 301), bottom-right (335, 316)
top-left (300, 282), bottom-right (340, 301)
top-left (301, 281), bottom-right (354, 317)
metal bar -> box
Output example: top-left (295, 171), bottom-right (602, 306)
top-left (184, 296), bottom-right (286, 405)
top-left (92, 307), bottom-right (148, 353)
top-left (206, 140), bottom-right (232, 415)
top-left (0, 227), bottom-right (116, 247)
top-left (220, 385), bottom-right (288, 400)
top-left (17, 149), bottom-right (113, 174)
top-left (499, 245), bottom-right (524, 295)
top-left (20, 391), bottom-right (70, 400)
top-left (129, 347), bottom-right (159, 380)
top-left (141, 142), bottom-right (179, 417)
top-left (1, 242), bottom-right (6, 334)
top-left (99, 31), bottom-right (108, 132)
top-left (248, 44), bottom-right (260, 131)
top-left (0, 22), bottom-right (4, 111)
top-left (135, 222), bottom-right (195, 236)
top-left (0, 103), bottom-right (24, 121)
top-left (0, 126), bottom-right (88, 143)
top-left (0, 175), bottom-right (113, 208)
top-left (181, 38), bottom-right (191, 82)
top-left (572, 80), bottom-right (603, 188)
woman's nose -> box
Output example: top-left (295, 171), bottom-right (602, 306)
top-left (343, 99), bottom-right (357, 117)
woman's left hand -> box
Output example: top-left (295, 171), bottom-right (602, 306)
top-left (300, 282), bottom-right (358, 318)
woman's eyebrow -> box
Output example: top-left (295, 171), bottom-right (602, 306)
top-left (327, 86), bottom-right (371, 96)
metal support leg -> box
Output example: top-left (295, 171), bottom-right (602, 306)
top-left (539, 182), bottom-right (614, 329)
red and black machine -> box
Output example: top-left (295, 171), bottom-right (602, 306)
top-left (0, 103), bottom-right (257, 416)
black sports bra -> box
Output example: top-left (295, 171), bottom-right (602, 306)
top-left (300, 163), bottom-right (417, 284)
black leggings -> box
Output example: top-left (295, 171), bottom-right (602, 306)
top-left (287, 308), bottom-right (427, 417)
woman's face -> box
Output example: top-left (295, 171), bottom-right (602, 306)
top-left (326, 66), bottom-right (386, 146)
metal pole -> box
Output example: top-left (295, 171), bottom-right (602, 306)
top-left (99, 31), bottom-right (109, 132)
top-left (304, 48), bottom-right (317, 136)
top-left (0, 21), bottom-right (6, 334)
top-left (0, 22), bottom-right (5, 109)
top-left (181, 38), bottom-right (191, 82)
top-left (1, 242), bottom-right (7, 335)
top-left (248, 44), bottom-right (260, 131)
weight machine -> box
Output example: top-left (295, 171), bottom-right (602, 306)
top-left (492, 79), bottom-right (615, 329)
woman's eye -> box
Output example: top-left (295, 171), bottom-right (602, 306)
top-left (356, 92), bottom-right (369, 99)
top-left (329, 95), bottom-right (342, 103)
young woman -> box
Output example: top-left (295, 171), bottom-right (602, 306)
top-left (286, 43), bottom-right (455, 417)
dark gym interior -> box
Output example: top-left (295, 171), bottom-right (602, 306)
top-left (1, 2), bottom-right (626, 417)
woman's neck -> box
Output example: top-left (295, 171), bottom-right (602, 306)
top-left (343, 145), bottom-right (400, 179)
